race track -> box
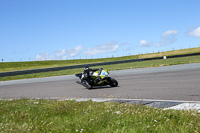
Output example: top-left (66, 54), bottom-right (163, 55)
top-left (0, 63), bottom-right (200, 101)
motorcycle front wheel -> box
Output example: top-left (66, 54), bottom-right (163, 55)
top-left (109, 78), bottom-right (118, 87)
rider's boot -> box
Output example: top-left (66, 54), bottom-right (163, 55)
top-left (85, 80), bottom-right (91, 89)
top-left (81, 79), bottom-right (91, 89)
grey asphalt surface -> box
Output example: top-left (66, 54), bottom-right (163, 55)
top-left (0, 63), bottom-right (200, 101)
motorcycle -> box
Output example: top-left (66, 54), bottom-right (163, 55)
top-left (75, 69), bottom-right (118, 89)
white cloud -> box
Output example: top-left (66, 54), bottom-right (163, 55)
top-left (55, 49), bottom-right (66, 57)
top-left (156, 30), bottom-right (179, 47)
top-left (84, 41), bottom-right (119, 56)
top-left (67, 45), bottom-right (82, 57)
top-left (54, 49), bottom-right (67, 60)
top-left (162, 30), bottom-right (178, 36)
top-left (35, 45), bottom-right (82, 61)
top-left (139, 40), bottom-right (152, 47)
top-left (36, 52), bottom-right (51, 60)
top-left (36, 50), bottom-right (67, 60)
top-left (188, 26), bottom-right (200, 38)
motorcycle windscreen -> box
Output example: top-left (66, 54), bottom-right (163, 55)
top-left (100, 70), bottom-right (109, 76)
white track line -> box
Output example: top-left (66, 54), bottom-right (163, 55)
top-left (163, 103), bottom-right (200, 113)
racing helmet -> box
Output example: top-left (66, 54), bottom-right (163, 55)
top-left (84, 66), bottom-right (90, 71)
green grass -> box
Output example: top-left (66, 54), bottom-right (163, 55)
top-left (0, 99), bottom-right (199, 133)
top-left (0, 47), bottom-right (200, 73)
top-left (0, 56), bottom-right (138, 73)
top-left (1, 55), bottom-right (200, 81)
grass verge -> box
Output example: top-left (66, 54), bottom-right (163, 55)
top-left (0, 47), bottom-right (200, 73)
top-left (0, 55), bottom-right (200, 81)
top-left (0, 99), bottom-right (199, 132)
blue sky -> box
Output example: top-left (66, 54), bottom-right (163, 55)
top-left (0, 0), bottom-right (200, 62)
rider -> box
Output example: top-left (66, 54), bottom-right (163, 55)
top-left (81, 66), bottom-right (102, 88)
